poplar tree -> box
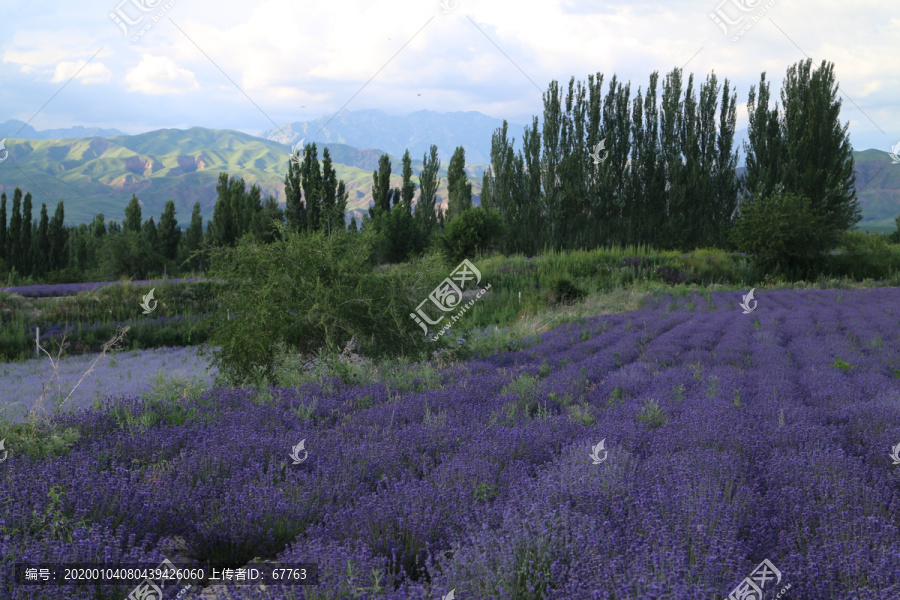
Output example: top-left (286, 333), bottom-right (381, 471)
top-left (334, 181), bottom-right (349, 232)
top-left (124, 194), bottom-right (142, 233)
top-left (143, 216), bottom-right (158, 249)
top-left (446, 146), bottom-right (472, 221)
top-left (284, 153), bottom-right (306, 233)
top-left (34, 204), bottom-right (50, 277)
top-left (370, 153), bottom-right (392, 219)
top-left (321, 148), bottom-right (337, 234)
top-left (0, 192), bottom-right (6, 261)
top-left (182, 202), bottom-right (204, 270)
top-left (158, 200), bottom-right (181, 260)
top-left (659, 68), bottom-right (686, 249)
top-left (8, 189), bottom-right (22, 272)
top-left (741, 72), bottom-right (782, 204)
top-left (415, 145), bottom-right (440, 239)
top-left (778, 59), bottom-right (860, 244)
top-left (400, 149), bottom-right (416, 209)
top-left (49, 201), bottom-right (67, 271)
top-left (211, 172), bottom-right (235, 246)
top-left (20, 193), bottom-right (33, 276)
top-left (301, 143), bottom-right (322, 232)
top-left (91, 214), bottom-right (107, 238)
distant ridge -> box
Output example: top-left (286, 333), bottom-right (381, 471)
top-left (0, 119), bottom-right (128, 140)
top-left (255, 109), bottom-right (527, 165)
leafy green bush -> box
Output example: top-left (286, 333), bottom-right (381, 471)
top-left (548, 275), bottom-right (586, 306)
top-left (437, 207), bottom-right (505, 264)
top-left (199, 225), bottom-right (453, 386)
top-left (829, 230), bottom-right (900, 280)
top-left (729, 187), bottom-right (832, 278)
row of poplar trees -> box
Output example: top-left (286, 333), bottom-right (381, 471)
top-left (480, 58), bottom-right (858, 256)
top-left (361, 145), bottom-right (472, 262)
top-left (0, 190), bottom-right (68, 279)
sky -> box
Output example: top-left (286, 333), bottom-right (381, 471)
top-left (1, 0), bottom-right (898, 152)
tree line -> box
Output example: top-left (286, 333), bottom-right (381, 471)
top-left (0, 58), bottom-right (888, 285)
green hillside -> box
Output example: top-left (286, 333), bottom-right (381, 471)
top-left (0, 128), bottom-right (486, 226)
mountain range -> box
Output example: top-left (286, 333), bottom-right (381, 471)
top-left (0, 111), bottom-right (897, 232)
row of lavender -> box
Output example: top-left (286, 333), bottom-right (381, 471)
top-left (0, 279), bottom-right (207, 298)
top-left (1, 287), bottom-right (899, 599)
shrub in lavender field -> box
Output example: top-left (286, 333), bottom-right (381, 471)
top-left (829, 230), bottom-right (900, 280)
top-left (199, 226), bottom-right (454, 386)
top-left (729, 186), bottom-right (832, 279)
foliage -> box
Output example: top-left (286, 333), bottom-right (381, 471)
top-left (829, 231), bottom-right (900, 280)
top-left (742, 59), bottom-right (861, 248)
top-left (446, 145), bottom-right (473, 221)
top-left (548, 274), bottom-right (587, 306)
top-left (199, 226), bottom-right (452, 385)
top-left (729, 187), bottom-right (831, 278)
top-left (437, 206), bottom-right (505, 264)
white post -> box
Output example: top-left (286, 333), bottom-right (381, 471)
top-left (227, 310), bottom-right (231, 320)
top-left (35, 327), bottom-right (40, 357)
top-left (518, 291), bottom-right (521, 304)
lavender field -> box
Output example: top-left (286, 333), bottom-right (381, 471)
top-left (2, 287), bottom-right (900, 599)
top-left (0, 345), bottom-right (217, 424)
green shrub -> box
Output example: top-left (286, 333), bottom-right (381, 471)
top-left (729, 186), bottom-right (832, 278)
top-left (829, 230), bottom-right (900, 280)
top-left (199, 226), bottom-right (453, 386)
top-left (437, 207), bottom-right (505, 264)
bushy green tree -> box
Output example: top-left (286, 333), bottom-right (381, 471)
top-left (252, 195), bottom-right (284, 243)
top-left (890, 212), bottom-right (900, 244)
top-left (830, 230), bottom-right (898, 280)
top-left (99, 231), bottom-right (154, 279)
top-left (199, 225), bottom-right (451, 385)
top-left (742, 60), bottom-right (860, 250)
top-left (91, 213), bottom-right (107, 238)
top-left (729, 186), bottom-right (829, 278)
top-left (438, 206), bottom-right (506, 264)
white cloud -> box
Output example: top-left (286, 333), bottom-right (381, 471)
top-left (124, 54), bottom-right (200, 94)
top-left (52, 60), bottom-right (113, 84)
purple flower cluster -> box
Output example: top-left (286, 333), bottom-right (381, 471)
top-left (1, 279), bottom-right (206, 298)
top-left (1, 287), bottom-right (899, 599)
